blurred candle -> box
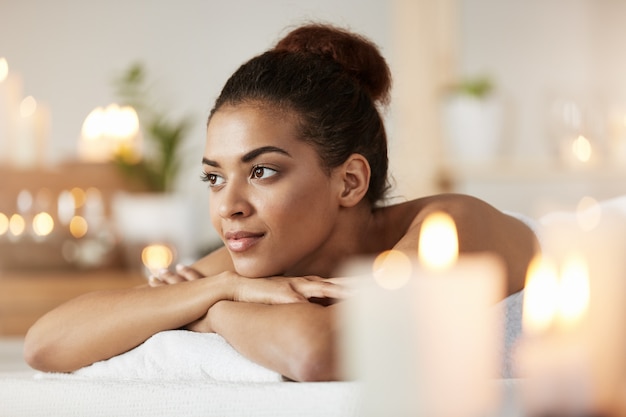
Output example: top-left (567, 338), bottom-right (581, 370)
top-left (32, 211), bottom-right (54, 237)
top-left (78, 104), bottom-right (141, 163)
top-left (517, 215), bottom-right (626, 416)
top-left (410, 212), bottom-right (505, 417)
top-left (0, 57), bottom-right (22, 166)
top-left (8, 214), bottom-right (25, 237)
top-left (0, 212), bottom-right (9, 236)
top-left (516, 254), bottom-right (593, 416)
top-left (141, 244), bottom-right (174, 277)
top-left (340, 212), bottom-right (505, 417)
top-left (13, 95), bottom-right (50, 169)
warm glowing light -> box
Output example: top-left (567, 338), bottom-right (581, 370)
top-left (418, 211), bottom-right (458, 270)
top-left (558, 254), bottom-right (590, 327)
top-left (70, 187), bottom-right (86, 209)
top-left (111, 105), bottom-right (139, 138)
top-left (79, 104), bottom-right (141, 163)
top-left (142, 244), bottom-right (174, 272)
top-left (9, 214), bottom-right (26, 236)
top-left (81, 104), bottom-right (139, 139)
top-left (372, 250), bottom-right (412, 290)
top-left (32, 212), bottom-right (54, 237)
top-left (572, 135), bottom-right (592, 162)
top-left (20, 96), bottom-right (37, 118)
top-left (57, 190), bottom-right (75, 225)
top-left (0, 213), bottom-right (8, 235)
top-left (81, 107), bottom-right (106, 140)
top-left (0, 57), bottom-right (8, 82)
top-left (523, 256), bottom-right (560, 334)
top-left (69, 215), bottom-right (88, 238)
top-left (576, 196), bottom-right (601, 231)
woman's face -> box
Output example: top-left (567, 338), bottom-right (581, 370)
top-left (203, 103), bottom-right (343, 278)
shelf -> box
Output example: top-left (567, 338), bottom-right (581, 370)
top-left (0, 268), bottom-right (146, 336)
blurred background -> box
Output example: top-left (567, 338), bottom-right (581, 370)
top-left (1, 0), bottom-right (626, 338)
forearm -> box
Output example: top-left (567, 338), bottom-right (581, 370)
top-left (24, 276), bottom-right (232, 372)
top-left (208, 301), bottom-right (340, 382)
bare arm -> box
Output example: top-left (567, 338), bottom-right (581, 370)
top-left (24, 275), bottom-right (235, 372)
top-left (190, 301), bottom-right (341, 382)
top-left (23, 245), bottom-right (343, 373)
top-left (394, 194), bottom-right (539, 296)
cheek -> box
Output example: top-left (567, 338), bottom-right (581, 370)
top-left (208, 197), bottom-right (221, 230)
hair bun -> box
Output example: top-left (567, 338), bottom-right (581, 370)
top-left (274, 23), bottom-right (391, 105)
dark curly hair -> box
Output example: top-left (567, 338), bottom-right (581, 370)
top-left (209, 23), bottom-right (392, 205)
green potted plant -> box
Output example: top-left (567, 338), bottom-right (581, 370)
top-left (112, 62), bottom-right (192, 192)
top-left (109, 63), bottom-right (197, 267)
top-left (441, 75), bottom-right (503, 164)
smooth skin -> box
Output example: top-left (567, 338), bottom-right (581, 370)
top-left (24, 103), bottom-right (537, 382)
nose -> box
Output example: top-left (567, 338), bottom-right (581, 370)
top-left (216, 183), bottom-right (253, 219)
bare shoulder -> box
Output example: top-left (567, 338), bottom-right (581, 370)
top-left (191, 245), bottom-right (234, 277)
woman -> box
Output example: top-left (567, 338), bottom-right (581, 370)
top-left (24, 23), bottom-right (537, 382)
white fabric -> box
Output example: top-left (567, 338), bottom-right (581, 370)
top-left (1, 372), bottom-right (363, 417)
top-left (58, 330), bottom-right (284, 382)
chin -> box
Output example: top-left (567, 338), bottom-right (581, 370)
top-left (233, 259), bottom-right (281, 278)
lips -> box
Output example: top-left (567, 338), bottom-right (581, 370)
top-left (224, 231), bottom-right (265, 253)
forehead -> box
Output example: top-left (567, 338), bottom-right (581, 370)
top-left (205, 103), bottom-right (304, 158)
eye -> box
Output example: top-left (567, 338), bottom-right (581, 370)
top-left (201, 172), bottom-right (225, 188)
top-left (251, 166), bottom-right (278, 180)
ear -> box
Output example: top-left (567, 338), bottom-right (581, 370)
top-left (336, 154), bottom-right (371, 208)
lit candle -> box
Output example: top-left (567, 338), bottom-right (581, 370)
top-left (78, 104), bottom-right (141, 163)
top-left (141, 244), bottom-right (174, 277)
top-left (13, 95), bottom-right (50, 169)
top-left (410, 212), bottom-right (505, 417)
top-left (517, 214), bottom-right (626, 416)
top-left (340, 211), bottom-right (505, 417)
top-left (0, 57), bottom-right (22, 166)
top-left (516, 254), bottom-right (594, 416)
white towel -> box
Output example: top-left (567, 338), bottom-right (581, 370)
top-left (63, 330), bottom-right (283, 382)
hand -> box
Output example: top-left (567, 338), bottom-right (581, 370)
top-left (148, 264), bottom-right (204, 287)
top-left (232, 275), bottom-right (352, 305)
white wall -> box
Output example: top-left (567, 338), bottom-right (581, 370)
top-left (0, 0), bottom-right (391, 251)
top-left (458, 0), bottom-right (626, 162)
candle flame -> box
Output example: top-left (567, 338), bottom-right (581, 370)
top-left (0, 57), bottom-right (8, 82)
top-left (558, 253), bottom-right (590, 327)
top-left (142, 244), bottom-right (174, 272)
top-left (418, 211), bottom-right (458, 270)
top-left (372, 250), bottom-right (412, 290)
top-left (523, 255), bottom-right (560, 334)
top-left (572, 135), bottom-right (592, 162)
top-left (69, 215), bottom-right (88, 238)
top-left (9, 214), bottom-right (26, 237)
top-left (81, 104), bottom-right (139, 139)
top-left (0, 213), bottom-right (9, 236)
top-left (32, 212), bottom-right (54, 237)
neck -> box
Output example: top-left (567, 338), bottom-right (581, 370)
top-left (284, 201), bottom-right (378, 278)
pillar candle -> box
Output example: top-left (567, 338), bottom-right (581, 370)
top-left (516, 210), bottom-right (626, 416)
top-left (13, 96), bottom-right (50, 169)
top-left (340, 212), bottom-right (505, 417)
top-left (0, 58), bottom-right (23, 166)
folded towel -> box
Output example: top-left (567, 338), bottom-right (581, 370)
top-left (66, 330), bottom-right (283, 382)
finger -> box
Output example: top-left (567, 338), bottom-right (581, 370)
top-left (292, 280), bottom-right (354, 299)
top-left (148, 275), bottom-right (165, 287)
top-left (157, 268), bottom-right (186, 285)
top-left (175, 264), bottom-right (203, 281)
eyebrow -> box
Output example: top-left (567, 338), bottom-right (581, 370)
top-left (202, 146), bottom-right (292, 167)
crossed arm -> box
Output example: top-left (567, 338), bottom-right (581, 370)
top-left (23, 253), bottom-right (347, 381)
top-left (24, 194), bottom-right (538, 381)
